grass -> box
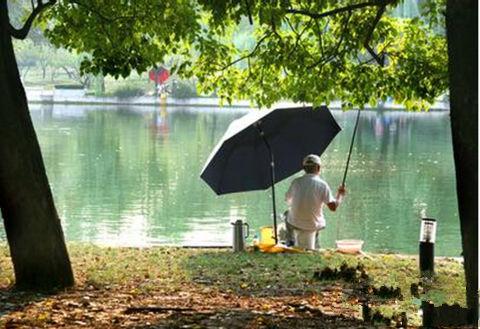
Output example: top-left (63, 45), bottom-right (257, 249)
top-left (184, 249), bottom-right (465, 301)
top-left (0, 244), bottom-right (467, 328)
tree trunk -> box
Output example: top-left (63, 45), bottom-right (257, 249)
top-left (51, 68), bottom-right (57, 82)
top-left (41, 64), bottom-right (46, 80)
top-left (22, 65), bottom-right (30, 80)
top-left (100, 74), bottom-right (105, 93)
top-left (446, 0), bottom-right (478, 323)
top-left (0, 0), bottom-right (74, 289)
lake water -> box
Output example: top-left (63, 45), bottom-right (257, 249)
top-left (0, 104), bottom-right (461, 256)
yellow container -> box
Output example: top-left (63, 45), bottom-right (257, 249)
top-left (259, 226), bottom-right (276, 247)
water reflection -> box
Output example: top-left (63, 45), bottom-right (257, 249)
top-left (326, 110), bottom-right (457, 255)
top-left (0, 106), bottom-right (460, 256)
top-left (150, 105), bottom-right (170, 140)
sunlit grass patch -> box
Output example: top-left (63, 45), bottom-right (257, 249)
top-left (68, 244), bottom-right (192, 292)
top-left (0, 243), bottom-right (13, 287)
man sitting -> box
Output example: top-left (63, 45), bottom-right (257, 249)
top-left (284, 154), bottom-right (346, 250)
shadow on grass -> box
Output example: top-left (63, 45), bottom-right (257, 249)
top-left (131, 308), bottom-right (366, 329)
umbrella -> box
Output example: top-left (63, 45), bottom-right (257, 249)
top-left (200, 106), bottom-right (341, 243)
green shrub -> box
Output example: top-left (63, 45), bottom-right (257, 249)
top-left (111, 85), bottom-right (145, 98)
top-left (54, 84), bottom-right (84, 90)
top-left (171, 80), bottom-right (198, 99)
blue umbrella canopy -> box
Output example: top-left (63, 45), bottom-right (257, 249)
top-left (200, 106), bottom-right (341, 195)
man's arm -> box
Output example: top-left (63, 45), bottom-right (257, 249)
top-left (327, 185), bottom-right (346, 212)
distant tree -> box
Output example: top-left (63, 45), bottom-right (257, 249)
top-left (57, 51), bottom-right (93, 88)
top-left (13, 38), bottom-right (37, 79)
top-left (17, 41), bottom-right (57, 80)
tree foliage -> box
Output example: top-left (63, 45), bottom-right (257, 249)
top-left (188, 0), bottom-right (448, 109)
top-left (38, 0), bottom-right (447, 110)
top-left (43, 0), bottom-right (199, 78)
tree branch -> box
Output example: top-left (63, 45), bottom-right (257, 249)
top-left (70, 0), bottom-right (141, 23)
top-left (363, 4), bottom-right (387, 66)
top-left (285, 0), bottom-right (395, 19)
top-left (285, 17), bottom-right (313, 59)
top-left (62, 66), bottom-right (77, 81)
top-left (244, 0), bottom-right (253, 25)
top-left (287, 0), bottom-right (393, 67)
top-left (284, 16), bottom-right (299, 36)
top-left (219, 32), bottom-right (271, 71)
top-left (308, 11), bottom-right (352, 69)
top-left (9, 0), bottom-right (57, 40)
top-left (313, 19), bottom-right (326, 58)
top-left (237, 57), bottom-right (255, 93)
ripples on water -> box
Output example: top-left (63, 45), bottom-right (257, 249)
top-left (0, 105), bottom-right (461, 256)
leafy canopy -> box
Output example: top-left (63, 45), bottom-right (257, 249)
top-left (42, 0), bottom-right (199, 78)
top-left (39, 0), bottom-right (447, 109)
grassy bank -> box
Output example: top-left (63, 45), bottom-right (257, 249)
top-left (0, 244), bottom-right (466, 328)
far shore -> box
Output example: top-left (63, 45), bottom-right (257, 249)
top-left (25, 86), bottom-right (450, 111)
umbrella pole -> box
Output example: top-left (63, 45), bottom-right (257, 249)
top-left (270, 155), bottom-right (278, 244)
top-left (256, 125), bottom-right (278, 244)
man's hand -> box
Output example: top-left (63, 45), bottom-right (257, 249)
top-left (337, 185), bottom-right (347, 196)
top-left (327, 185), bottom-right (347, 212)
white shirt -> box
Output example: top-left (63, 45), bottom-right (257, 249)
top-left (285, 174), bottom-right (335, 231)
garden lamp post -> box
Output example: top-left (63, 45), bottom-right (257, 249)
top-left (419, 218), bottom-right (437, 277)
